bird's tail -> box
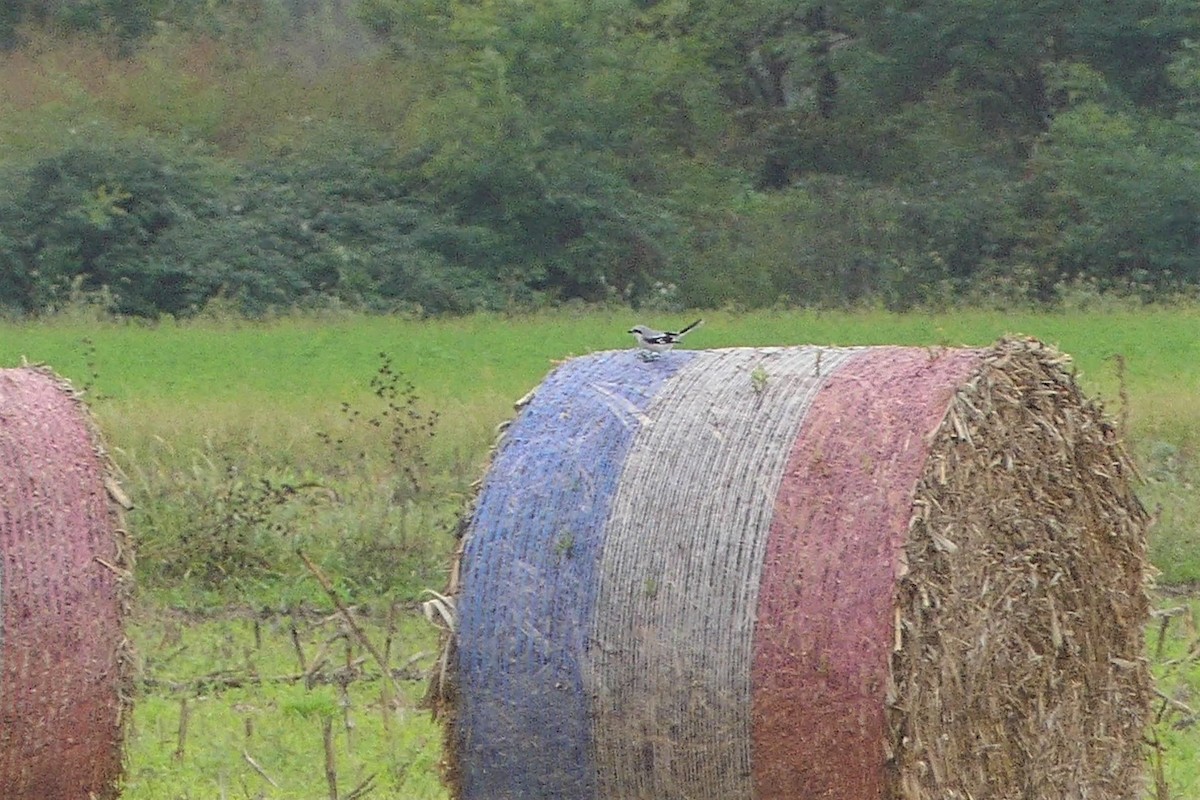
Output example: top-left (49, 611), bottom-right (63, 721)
top-left (677, 318), bottom-right (703, 336)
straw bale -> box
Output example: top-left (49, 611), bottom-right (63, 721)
top-left (432, 338), bottom-right (1151, 800)
top-left (889, 339), bottom-right (1150, 800)
top-left (0, 366), bottom-right (133, 800)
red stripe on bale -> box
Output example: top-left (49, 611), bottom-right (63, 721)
top-left (751, 347), bottom-right (983, 799)
top-left (0, 367), bottom-right (129, 800)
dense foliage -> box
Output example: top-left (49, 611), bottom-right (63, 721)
top-left (2, 0), bottom-right (1200, 316)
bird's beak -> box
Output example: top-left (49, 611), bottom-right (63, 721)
top-left (627, 329), bottom-right (636, 334)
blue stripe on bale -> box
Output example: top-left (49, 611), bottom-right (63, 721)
top-left (455, 349), bottom-right (696, 800)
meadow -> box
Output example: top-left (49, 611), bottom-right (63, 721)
top-left (1, 306), bottom-right (1198, 797)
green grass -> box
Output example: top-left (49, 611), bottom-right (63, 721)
top-left (125, 607), bottom-right (447, 800)
top-left (5, 305), bottom-right (1200, 583)
top-left (5, 305), bottom-right (1200, 422)
top-left (1148, 595), bottom-right (1200, 799)
top-left (2, 306), bottom-right (1199, 797)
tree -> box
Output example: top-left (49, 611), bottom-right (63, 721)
top-left (1025, 100), bottom-right (1200, 293)
top-left (0, 0), bottom-right (160, 51)
top-left (0, 141), bottom-right (219, 314)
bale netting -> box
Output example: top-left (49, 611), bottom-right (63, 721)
top-left (0, 366), bottom-right (133, 800)
top-left (430, 337), bottom-right (1152, 800)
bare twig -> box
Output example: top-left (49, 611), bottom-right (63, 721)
top-left (290, 622), bottom-right (308, 673)
top-left (1154, 687), bottom-right (1196, 716)
top-left (305, 631), bottom-right (342, 687)
top-left (1153, 606), bottom-right (1188, 660)
top-left (299, 550), bottom-right (405, 702)
top-left (242, 749), bottom-right (280, 788)
top-left (1145, 729), bottom-right (1170, 800)
top-left (381, 599), bottom-right (403, 735)
top-left (93, 555), bottom-right (132, 579)
top-left (420, 590), bottom-right (456, 633)
top-left (323, 717), bottom-right (339, 800)
top-left (104, 474), bottom-right (134, 509)
top-left (421, 589), bottom-right (458, 714)
top-left (342, 636), bottom-right (356, 742)
top-left (383, 599), bottom-right (399, 666)
top-left (1106, 353), bottom-right (1130, 442)
top-left (346, 773), bottom-right (378, 800)
top-left (400, 650), bottom-right (431, 670)
top-left (173, 697), bottom-right (189, 761)
top-left (139, 659), bottom-right (427, 696)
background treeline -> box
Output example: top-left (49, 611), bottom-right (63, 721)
top-left (2, 0), bottom-right (1200, 317)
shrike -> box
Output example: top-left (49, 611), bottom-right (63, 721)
top-left (628, 319), bottom-right (703, 358)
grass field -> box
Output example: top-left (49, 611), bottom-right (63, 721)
top-left (125, 607), bottom-right (447, 799)
top-left (1, 306), bottom-right (1198, 797)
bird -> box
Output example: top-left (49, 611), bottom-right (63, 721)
top-left (628, 319), bottom-right (703, 358)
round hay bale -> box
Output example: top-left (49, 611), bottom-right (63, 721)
top-left (0, 366), bottom-right (133, 800)
top-left (431, 337), bottom-right (1151, 800)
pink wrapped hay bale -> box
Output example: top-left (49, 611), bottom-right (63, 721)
top-left (0, 366), bottom-right (133, 800)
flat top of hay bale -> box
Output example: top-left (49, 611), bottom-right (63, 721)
top-left (0, 366), bottom-right (133, 800)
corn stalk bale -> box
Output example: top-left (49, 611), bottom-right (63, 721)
top-left (430, 338), bottom-right (1151, 800)
top-left (0, 366), bottom-right (133, 800)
